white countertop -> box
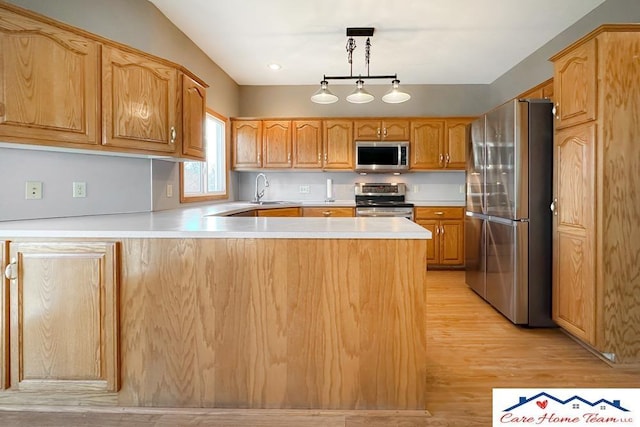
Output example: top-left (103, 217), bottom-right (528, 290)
top-left (0, 202), bottom-right (431, 240)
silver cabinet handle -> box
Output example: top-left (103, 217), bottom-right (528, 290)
top-left (322, 211), bottom-right (331, 217)
top-left (434, 211), bottom-right (444, 216)
top-left (440, 226), bottom-right (445, 235)
top-left (287, 152), bottom-right (291, 163)
top-left (324, 153), bottom-right (328, 162)
top-left (383, 128), bottom-right (388, 137)
top-left (445, 153), bottom-right (450, 165)
top-left (4, 257), bottom-right (16, 280)
top-left (553, 103), bottom-right (560, 120)
top-left (318, 153), bottom-right (321, 163)
top-left (550, 198), bottom-right (558, 216)
top-left (439, 154), bottom-right (444, 166)
top-left (170, 126), bottom-right (177, 143)
top-left (435, 227), bottom-right (440, 235)
top-left (377, 127), bottom-right (381, 137)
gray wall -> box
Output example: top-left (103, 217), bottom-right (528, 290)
top-left (489, 0), bottom-right (640, 108)
top-left (1, 0), bottom-right (241, 221)
top-left (239, 84), bottom-right (489, 118)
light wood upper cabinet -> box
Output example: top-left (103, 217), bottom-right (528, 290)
top-left (262, 120), bottom-right (292, 168)
top-left (232, 120), bottom-right (262, 169)
top-left (0, 7), bottom-right (99, 147)
top-left (444, 119), bottom-right (472, 169)
top-left (519, 78), bottom-right (554, 102)
top-left (410, 119), bottom-right (445, 169)
top-left (8, 241), bottom-right (120, 392)
top-left (181, 74), bottom-right (207, 161)
top-left (102, 46), bottom-right (179, 154)
top-left (292, 120), bottom-right (323, 169)
top-left (410, 119), bottom-right (472, 170)
top-left (553, 38), bottom-right (597, 129)
top-left (354, 119), bottom-right (409, 140)
top-left (323, 120), bottom-right (354, 170)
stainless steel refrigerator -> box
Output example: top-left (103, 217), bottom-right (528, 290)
top-left (465, 99), bottom-right (554, 327)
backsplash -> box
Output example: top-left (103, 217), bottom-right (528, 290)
top-left (236, 171), bottom-right (465, 203)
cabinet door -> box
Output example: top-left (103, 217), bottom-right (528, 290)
top-left (232, 120), bottom-right (262, 169)
top-left (102, 46), bottom-right (179, 153)
top-left (323, 120), bottom-right (354, 170)
top-left (440, 220), bottom-right (464, 265)
top-left (382, 119), bottom-right (410, 140)
top-left (354, 120), bottom-right (381, 140)
top-left (181, 74), bottom-right (207, 161)
top-left (553, 38), bottom-right (597, 129)
top-left (444, 119), bottom-right (471, 169)
top-left (262, 120), bottom-right (292, 168)
top-left (292, 120), bottom-right (322, 169)
top-left (302, 207), bottom-right (354, 217)
top-left (552, 123), bottom-right (596, 345)
top-left (410, 120), bottom-right (445, 169)
top-left (0, 241), bottom-right (8, 390)
top-left (0, 8), bottom-right (99, 147)
top-left (416, 220), bottom-right (439, 265)
top-left (9, 241), bottom-right (119, 392)
top-left (256, 207), bottom-right (300, 217)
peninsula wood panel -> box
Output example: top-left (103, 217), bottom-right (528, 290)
top-left (118, 238), bottom-right (427, 409)
top-left (256, 207), bottom-right (301, 217)
top-left (8, 241), bottom-right (119, 392)
top-left (0, 7), bottom-right (99, 147)
top-left (302, 207), bottom-right (354, 217)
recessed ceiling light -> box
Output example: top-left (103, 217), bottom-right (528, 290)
top-left (268, 63), bottom-right (281, 71)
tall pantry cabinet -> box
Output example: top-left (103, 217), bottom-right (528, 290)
top-left (550, 25), bottom-right (640, 364)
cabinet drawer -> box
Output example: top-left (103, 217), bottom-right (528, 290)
top-left (415, 207), bottom-right (464, 220)
top-left (302, 207), bottom-right (354, 217)
top-left (256, 207), bottom-right (300, 217)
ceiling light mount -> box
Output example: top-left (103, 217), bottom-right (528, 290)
top-left (311, 27), bottom-right (410, 105)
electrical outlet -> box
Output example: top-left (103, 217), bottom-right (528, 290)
top-left (25, 181), bottom-right (43, 200)
top-left (166, 184), bottom-right (173, 198)
top-left (459, 184), bottom-right (465, 194)
top-left (299, 185), bottom-right (310, 194)
top-left (412, 185), bottom-right (419, 193)
top-left (72, 182), bottom-right (87, 198)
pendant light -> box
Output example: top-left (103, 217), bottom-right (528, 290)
top-left (346, 79), bottom-right (374, 104)
top-left (311, 27), bottom-right (410, 105)
top-left (382, 79), bottom-right (411, 103)
top-left (310, 80), bottom-right (338, 104)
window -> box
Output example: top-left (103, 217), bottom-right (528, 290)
top-left (180, 109), bottom-right (228, 202)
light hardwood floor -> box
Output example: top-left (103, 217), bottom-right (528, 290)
top-left (0, 270), bottom-right (637, 426)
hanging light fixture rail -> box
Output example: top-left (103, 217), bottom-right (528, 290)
top-left (310, 27), bottom-right (411, 105)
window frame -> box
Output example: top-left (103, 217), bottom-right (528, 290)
top-left (179, 108), bottom-right (230, 203)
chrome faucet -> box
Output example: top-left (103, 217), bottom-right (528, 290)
top-left (254, 173), bottom-right (270, 203)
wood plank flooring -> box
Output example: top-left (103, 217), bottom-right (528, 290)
top-left (0, 270), bottom-right (638, 426)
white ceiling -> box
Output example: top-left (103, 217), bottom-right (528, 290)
top-left (148, 0), bottom-right (606, 86)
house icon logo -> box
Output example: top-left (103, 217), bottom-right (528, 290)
top-left (492, 388), bottom-right (639, 426)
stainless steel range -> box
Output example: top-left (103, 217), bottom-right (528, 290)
top-left (355, 183), bottom-right (414, 220)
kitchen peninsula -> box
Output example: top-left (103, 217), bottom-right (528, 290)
top-left (0, 205), bottom-right (430, 413)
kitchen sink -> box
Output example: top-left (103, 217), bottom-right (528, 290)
top-left (249, 201), bottom-right (289, 205)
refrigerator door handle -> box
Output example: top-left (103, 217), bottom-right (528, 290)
top-left (550, 198), bottom-right (558, 216)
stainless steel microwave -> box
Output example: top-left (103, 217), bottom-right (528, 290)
top-left (355, 141), bottom-right (409, 173)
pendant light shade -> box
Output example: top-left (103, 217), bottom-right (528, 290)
top-left (310, 80), bottom-right (338, 104)
top-left (346, 80), bottom-right (374, 104)
top-left (382, 79), bottom-right (411, 104)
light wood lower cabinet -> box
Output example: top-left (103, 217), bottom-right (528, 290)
top-left (302, 207), bottom-right (354, 217)
top-left (415, 207), bottom-right (464, 267)
top-left (256, 207), bottom-right (300, 217)
top-left (0, 241), bottom-right (8, 390)
top-left (2, 241), bottom-right (119, 393)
